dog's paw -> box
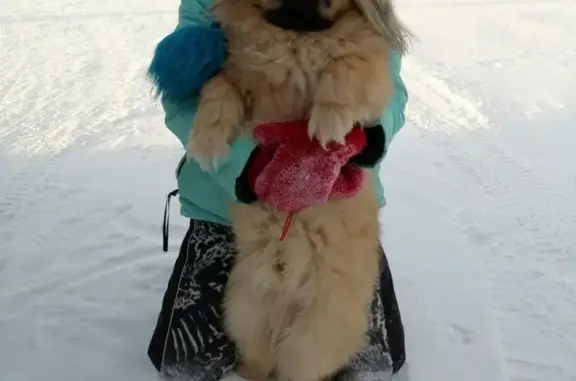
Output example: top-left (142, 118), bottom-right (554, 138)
top-left (187, 127), bottom-right (230, 171)
top-left (308, 103), bottom-right (355, 148)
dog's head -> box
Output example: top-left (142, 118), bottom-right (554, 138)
top-left (215, 0), bottom-right (411, 53)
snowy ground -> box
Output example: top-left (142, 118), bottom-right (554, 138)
top-left (1, 0), bottom-right (575, 380)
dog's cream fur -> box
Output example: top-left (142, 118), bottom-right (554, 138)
top-left (187, 0), bottom-right (408, 380)
top-left (187, 0), bottom-right (406, 165)
top-left (227, 173), bottom-right (381, 381)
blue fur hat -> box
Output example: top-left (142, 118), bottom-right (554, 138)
top-left (148, 24), bottom-right (227, 100)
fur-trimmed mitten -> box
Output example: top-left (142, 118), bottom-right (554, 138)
top-left (236, 121), bottom-right (386, 213)
top-left (147, 24), bottom-right (227, 100)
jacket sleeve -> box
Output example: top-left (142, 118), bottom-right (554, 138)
top-left (378, 51), bottom-right (408, 154)
top-left (162, 95), bottom-right (257, 199)
top-left (339, 53), bottom-right (407, 169)
top-left (162, 0), bottom-right (257, 199)
top-left (177, 0), bottom-right (217, 28)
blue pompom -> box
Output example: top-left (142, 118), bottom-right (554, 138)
top-left (148, 25), bottom-right (227, 100)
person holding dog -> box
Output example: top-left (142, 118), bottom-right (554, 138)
top-left (147, 0), bottom-right (409, 379)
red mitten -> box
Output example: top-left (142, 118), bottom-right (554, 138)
top-left (250, 120), bottom-right (367, 212)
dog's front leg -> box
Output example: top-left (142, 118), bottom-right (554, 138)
top-left (187, 73), bottom-right (244, 170)
top-left (308, 56), bottom-right (391, 147)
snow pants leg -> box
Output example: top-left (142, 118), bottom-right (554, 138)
top-left (148, 219), bottom-right (406, 381)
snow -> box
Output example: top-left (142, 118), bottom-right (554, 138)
top-left (0, 0), bottom-right (575, 380)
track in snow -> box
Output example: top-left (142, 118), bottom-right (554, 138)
top-left (401, 56), bottom-right (576, 381)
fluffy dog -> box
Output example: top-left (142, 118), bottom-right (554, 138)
top-left (187, 0), bottom-right (409, 380)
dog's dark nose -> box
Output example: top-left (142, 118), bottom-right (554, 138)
top-left (276, 0), bottom-right (319, 11)
top-left (264, 0), bottom-right (333, 31)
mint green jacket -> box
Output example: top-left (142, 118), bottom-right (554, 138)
top-left (163, 0), bottom-right (408, 225)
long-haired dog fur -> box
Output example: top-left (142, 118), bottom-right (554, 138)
top-left (187, 0), bottom-right (409, 380)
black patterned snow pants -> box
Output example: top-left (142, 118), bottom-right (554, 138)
top-left (148, 219), bottom-right (406, 381)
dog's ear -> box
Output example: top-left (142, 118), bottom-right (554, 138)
top-left (355, 0), bottom-right (412, 54)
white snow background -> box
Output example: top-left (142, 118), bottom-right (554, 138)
top-left (0, 0), bottom-right (575, 380)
